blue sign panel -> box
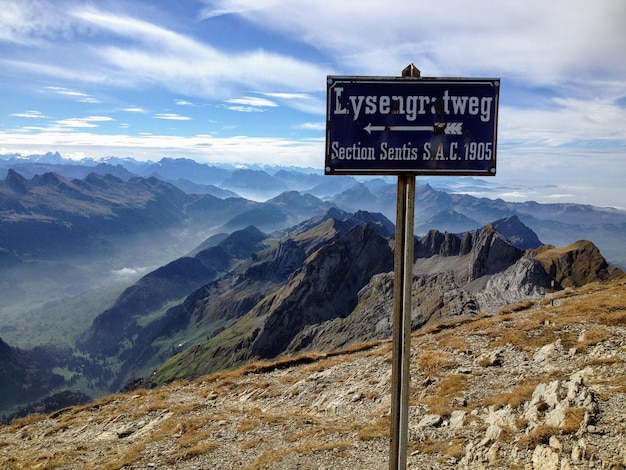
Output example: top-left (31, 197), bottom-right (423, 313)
top-left (325, 76), bottom-right (499, 176)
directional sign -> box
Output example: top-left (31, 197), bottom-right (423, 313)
top-left (325, 76), bottom-right (500, 176)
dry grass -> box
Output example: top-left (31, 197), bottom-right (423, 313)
top-left (237, 419), bottom-right (260, 433)
top-left (437, 331), bottom-right (471, 352)
top-left (283, 426), bottom-right (322, 443)
top-left (168, 440), bottom-right (220, 463)
top-left (242, 441), bottom-right (353, 470)
top-left (103, 442), bottom-right (148, 470)
top-left (481, 383), bottom-right (538, 410)
top-left (561, 407), bottom-right (586, 434)
top-left (409, 436), bottom-right (451, 456)
top-left (417, 350), bottom-right (458, 375)
top-left (445, 442), bottom-right (466, 459)
top-left (358, 417), bottom-right (390, 440)
top-left (9, 413), bottom-right (45, 428)
top-left (497, 299), bottom-right (537, 315)
top-left (416, 374), bottom-right (469, 416)
top-left (487, 328), bottom-right (529, 349)
top-left (516, 424), bottom-right (560, 450)
top-left (578, 326), bottom-right (611, 350)
top-left (555, 281), bottom-right (626, 325)
top-left (2, 279), bottom-right (625, 470)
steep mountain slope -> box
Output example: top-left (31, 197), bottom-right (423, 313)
top-left (113, 211), bottom-right (395, 387)
top-left (3, 158), bottom-right (623, 267)
top-left (76, 226), bottom-right (274, 359)
top-left (250, 222), bottom-right (394, 359)
top-left (220, 169), bottom-right (288, 200)
top-left (140, 214), bottom-right (621, 390)
top-left (0, 338), bottom-right (72, 411)
top-left (531, 240), bottom-right (615, 288)
top-left (1, 279), bottom-right (624, 469)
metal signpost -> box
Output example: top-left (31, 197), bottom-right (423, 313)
top-left (325, 65), bottom-right (499, 470)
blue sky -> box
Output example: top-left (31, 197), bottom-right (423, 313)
top-left (1, 0), bottom-right (625, 208)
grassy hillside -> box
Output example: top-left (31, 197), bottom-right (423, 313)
top-left (1, 277), bottom-right (624, 469)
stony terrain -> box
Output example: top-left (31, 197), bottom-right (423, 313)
top-left (1, 278), bottom-right (625, 469)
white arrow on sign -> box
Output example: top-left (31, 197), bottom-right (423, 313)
top-left (363, 122), bottom-right (463, 135)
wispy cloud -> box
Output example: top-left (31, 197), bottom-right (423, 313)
top-left (499, 97), bottom-right (626, 148)
top-left (215, 0), bottom-right (626, 85)
top-left (123, 107), bottom-right (147, 113)
top-left (0, 130), bottom-right (324, 167)
top-left (224, 96), bottom-right (278, 112)
top-left (54, 116), bottom-right (114, 129)
top-left (11, 110), bottom-right (49, 119)
top-left (261, 92), bottom-right (324, 115)
top-left (153, 113), bottom-right (192, 121)
top-left (0, 1), bottom-right (624, 209)
top-left (295, 122), bottom-right (324, 131)
top-left (0, 0), bottom-right (70, 45)
top-left (46, 86), bottom-right (100, 103)
top-left (175, 99), bottom-right (194, 106)
top-left (69, 6), bottom-right (329, 96)
top-left (198, 0), bottom-right (273, 19)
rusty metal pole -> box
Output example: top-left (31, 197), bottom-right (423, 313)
top-left (389, 64), bottom-right (419, 470)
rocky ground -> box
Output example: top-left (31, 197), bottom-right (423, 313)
top-left (1, 278), bottom-right (625, 469)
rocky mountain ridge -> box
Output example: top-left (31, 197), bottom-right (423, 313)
top-left (0, 202), bottom-right (621, 420)
top-left (134, 212), bottom-right (620, 391)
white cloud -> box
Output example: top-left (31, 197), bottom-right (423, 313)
top-left (153, 113), bottom-right (192, 121)
top-left (111, 266), bottom-right (152, 280)
top-left (11, 110), bottom-right (49, 119)
top-left (0, 0), bottom-right (71, 45)
top-left (295, 122), bottom-right (324, 131)
top-left (53, 115), bottom-right (114, 129)
top-left (261, 92), bottom-right (325, 115)
top-left (0, 1), bottom-right (624, 209)
top-left (199, 0), bottom-right (278, 19)
top-left (0, 3), bottom-right (331, 99)
top-left (0, 129), bottom-right (324, 167)
top-left (4, 1), bottom-right (624, 100)
top-left (499, 97), bottom-right (626, 148)
top-left (216, 0), bottom-right (626, 84)
top-left (225, 96), bottom-right (277, 108)
top-left (69, 7), bottom-right (330, 96)
top-left (224, 96), bottom-right (278, 112)
top-left (45, 86), bottom-right (100, 103)
top-left (79, 97), bottom-right (101, 103)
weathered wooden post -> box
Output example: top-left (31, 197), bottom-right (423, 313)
top-left (389, 64), bottom-right (419, 470)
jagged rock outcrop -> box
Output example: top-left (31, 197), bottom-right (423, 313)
top-left (471, 257), bottom-right (551, 312)
top-left (251, 223), bottom-right (394, 358)
top-left (281, 222), bottom-right (618, 356)
top-left (531, 240), bottom-right (619, 287)
top-left (491, 214), bottom-right (543, 249)
top-left (469, 224), bottom-right (524, 279)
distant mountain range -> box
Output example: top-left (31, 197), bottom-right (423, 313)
top-left (1, 152), bottom-right (624, 269)
top-left (0, 152), bottom-right (625, 419)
